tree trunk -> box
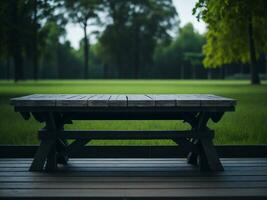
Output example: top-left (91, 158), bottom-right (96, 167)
top-left (248, 14), bottom-right (260, 85)
top-left (32, 0), bottom-right (38, 80)
top-left (240, 63), bottom-right (245, 75)
top-left (117, 57), bottom-right (124, 79)
top-left (83, 26), bottom-right (89, 79)
top-left (264, 54), bottom-right (267, 76)
top-left (180, 64), bottom-right (184, 79)
top-left (103, 63), bottom-right (108, 79)
top-left (207, 69), bottom-right (212, 80)
top-left (220, 66), bottom-right (225, 79)
top-left (6, 58), bottom-right (10, 80)
top-left (192, 64), bottom-right (196, 79)
top-left (56, 43), bottom-right (61, 79)
top-left (133, 25), bottom-right (140, 79)
top-left (14, 47), bottom-right (24, 82)
top-left (9, 0), bottom-right (23, 82)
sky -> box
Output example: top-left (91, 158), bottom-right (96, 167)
top-left (65, 0), bottom-right (206, 49)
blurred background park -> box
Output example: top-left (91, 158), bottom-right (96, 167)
top-left (0, 0), bottom-right (266, 145)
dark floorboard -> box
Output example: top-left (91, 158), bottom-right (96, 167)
top-left (0, 158), bottom-right (267, 199)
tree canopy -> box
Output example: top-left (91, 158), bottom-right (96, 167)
top-left (154, 23), bottom-right (206, 79)
top-left (98, 0), bottom-right (179, 78)
top-left (65, 0), bottom-right (103, 79)
top-left (2, 0), bottom-right (259, 81)
top-left (193, 0), bottom-right (267, 84)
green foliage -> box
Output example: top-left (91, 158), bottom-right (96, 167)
top-left (65, 0), bottom-right (104, 79)
top-left (153, 23), bottom-right (206, 78)
top-left (176, 23), bottom-right (205, 53)
top-left (0, 0), bottom-right (210, 80)
top-left (65, 0), bottom-right (102, 26)
top-left (98, 0), bottom-right (179, 78)
top-left (0, 0), bottom-right (63, 80)
top-left (194, 0), bottom-right (267, 68)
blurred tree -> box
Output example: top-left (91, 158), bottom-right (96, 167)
top-left (0, 0), bottom-right (63, 81)
top-left (0, 2), bottom-right (10, 79)
top-left (65, 0), bottom-right (103, 79)
top-left (176, 23), bottom-right (205, 53)
top-left (38, 20), bottom-right (84, 79)
top-left (194, 0), bottom-right (267, 84)
top-left (39, 20), bottom-right (66, 78)
top-left (184, 52), bottom-right (203, 79)
top-left (28, 0), bottom-right (62, 80)
top-left (0, 0), bottom-right (32, 81)
top-left (99, 0), bottom-right (178, 78)
top-left (98, 0), bottom-right (131, 78)
top-left (153, 23), bottom-right (205, 79)
top-left (178, 23), bottom-right (205, 79)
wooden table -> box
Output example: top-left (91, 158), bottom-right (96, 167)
top-left (11, 94), bottom-right (236, 172)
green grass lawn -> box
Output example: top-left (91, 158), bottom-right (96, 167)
top-left (0, 80), bottom-right (266, 145)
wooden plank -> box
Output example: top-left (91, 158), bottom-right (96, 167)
top-left (175, 94), bottom-right (201, 107)
top-left (1, 170), bottom-right (267, 177)
top-left (147, 95), bottom-right (176, 107)
top-left (39, 130), bottom-right (213, 140)
top-left (10, 94), bottom-right (236, 108)
top-left (10, 94), bottom-right (41, 106)
top-left (0, 159), bottom-right (189, 164)
top-left (2, 161), bottom-right (267, 167)
top-left (3, 161), bottom-right (267, 167)
top-left (108, 95), bottom-right (127, 107)
top-left (0, 158), bottom-right (264, 161)
top-left (0, 188), bottom-right (266, 198)
top-left (127, 95), bottom-right (154, 107)
top-left (2, 158), bottom-right (267, 163)
top-left (3, 163), bottom-right (267, 168)
top-left (174, 94), bottom-right (236, 107)
top-left (2, 166), bottom-right (267, 173)
top-left (1, 158), bottom-right (267, 162)
top-left (197, 94), bottom-right (236, 107)
top-left (87, 95), bottom-right (111, 107)
top-left (1, 175), bottom-right (267, 183)
top-left (55, 94), bottom-right (95, 107)
top-left (3, 164), bottom-right (267, 170)
top-left (3, 159), bottom-right (267, 168)
top-left (11, 94), bottom-right (56, 107)
top-left (1, 181), bottom-right (267, 189)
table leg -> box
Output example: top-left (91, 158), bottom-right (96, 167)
top-left (45, 142), bottom-right (57, 171)
top-left (56, 139), bottom-right (69, 165)
top-left (187, 139), bottom-right (198, 166)
top-left (30, 112), bottom-right (67, 172)
top-left (197, 112), bottom-right (224, 171)
top-left (199, 138), bottom-right (224, 171)
top-left (186, 112), bottom-right (224, 171)
top-left (29, 140), bottom-right (55, 172)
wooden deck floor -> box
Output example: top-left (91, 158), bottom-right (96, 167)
top-left (0, 158), bottom-right (267, 199)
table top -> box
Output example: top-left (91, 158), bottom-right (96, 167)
top-left (11, 94), bottom-right (236, 108)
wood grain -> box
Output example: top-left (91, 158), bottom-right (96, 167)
top-left (0, 158), bottom-right (266, 199)
top-left (11, 94), bottom-right (236, 108)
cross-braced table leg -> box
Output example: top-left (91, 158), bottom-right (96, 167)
top-left (187, 139), bottom-right (199, 166)
top-left (186, 112), bottom-right (224, 171)
top-left (30, 112), bottom-right (68, 172)
top-left (29, 139), bottom-right (55, 171)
